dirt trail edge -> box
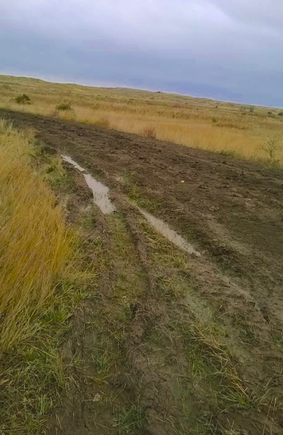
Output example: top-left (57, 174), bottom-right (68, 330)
top-left (1, 109), bottom-right (283, 434)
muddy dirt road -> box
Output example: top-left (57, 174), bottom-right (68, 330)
top-left (1, 109), bottom-right (283, 434)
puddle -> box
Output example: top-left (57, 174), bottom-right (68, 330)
top-left (83, 174), bottom-right (116, 214)
top-left (62, 155), bottom-right (199, 253)
top-left (140, 209), bottom-right (201, 257)
top-left (62, 155), bottom-right (116, 215)
top-left (62, 155), bottom-right (85, 172)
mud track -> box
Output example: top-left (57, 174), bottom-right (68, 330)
top-left (1, 109), bottom-right (283, 434)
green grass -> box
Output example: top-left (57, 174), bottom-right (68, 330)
top-left (56, 102), bottom-right (72, 111)
top-left (0, 267), bottom-right (95, 433)
top-left (113, 405), bottom-right (144, 434)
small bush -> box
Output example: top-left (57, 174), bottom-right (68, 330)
top-left (15, 94), bottom-right (31, 104)
top-left (278, 112), bottom-right (283, 117)
top-left (143, 126), bottom-right (156, 139)
top-left (262, 138), bottom-right (282, 164)
top-left (56, 102), bottom-right (72, 111)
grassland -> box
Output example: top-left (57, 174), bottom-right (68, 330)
top-left (1, 75), bottom-right (283, 434)
top-left (0, 74), bottom-right (283, 165)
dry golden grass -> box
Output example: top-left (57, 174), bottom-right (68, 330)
top-left (1, 75), bottom-right (283, 164)
top-left (143, 125), bottom-right (157, 138)
top-left (0, 119), bottom-right (71, 352)
top-left (0, 122), bottom-right (96, 433)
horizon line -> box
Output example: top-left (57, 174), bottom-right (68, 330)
top-left (0, 71), bottom-right (281, 110)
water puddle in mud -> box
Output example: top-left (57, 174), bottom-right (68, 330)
top-left (62, 155), bottom-right (199, 255)
top-left (140, 209), bottom-right (201, 257)
top-left (62, 155), bottom-right (85, 172)
top-left (62, 155), bottom-right (116, 214)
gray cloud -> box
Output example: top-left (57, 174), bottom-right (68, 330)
top-left (208, 0), bottom-right (283, 32)
top-left (0, 0), bottom-right (282, 106)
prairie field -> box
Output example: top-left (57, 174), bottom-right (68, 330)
top-left (1, 76), bottom-right (283, 434)
top-left (1, 74), bottom-right (283, 165)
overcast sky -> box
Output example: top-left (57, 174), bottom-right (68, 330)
top-left (1, 0), bottom-right (283, 106)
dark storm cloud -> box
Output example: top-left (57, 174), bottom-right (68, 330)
top-left (0, 0), bottom-right (282, 106)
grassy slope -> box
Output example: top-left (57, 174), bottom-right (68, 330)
top-left (0, 75), bottom-right (283, 165)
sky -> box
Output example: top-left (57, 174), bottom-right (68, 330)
top-left (1, 0), bottom-right (283, 107)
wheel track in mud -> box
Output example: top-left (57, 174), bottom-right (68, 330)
top-left (45, 168), bottom-right (182, 435)
top-left (47, 157), bottom-right (283, 435)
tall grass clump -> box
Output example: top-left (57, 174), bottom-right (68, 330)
top-left (262, 138), bottom-right (282, 165)
top-left (0, 119), bottom-right (71, 352)
top-left (56, 102), bottom-right (72, 111)
top-left (143, 125), bottom-right (156, 138)
top-left (15, 94), bottom-right (31, 104)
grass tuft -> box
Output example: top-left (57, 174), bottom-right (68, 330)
top-left (113, 405), bottom-right (143, 433)
top-left (143, 125), bottom-right (157, 138)
top-left (56, 102), bottom-right (72, 111)
top-left (15, 94), bottom-right (31, 104)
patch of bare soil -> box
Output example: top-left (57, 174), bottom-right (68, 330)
top-left (1, 109), bottom-right (283, 434)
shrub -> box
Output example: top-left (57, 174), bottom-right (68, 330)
top-left (262, 138), bottom-right (282, 164)
top-left (143, 126), bottom-right (156, 139)
top-left (15, 94), bottom-right (31, 104)
top-left (278, 112), bottom-right (283, 117)
top-left (56, 102), bottom-right (72, 111)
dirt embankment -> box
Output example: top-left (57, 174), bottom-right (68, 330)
top-left (1, 108), bottom-right (283, 434)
